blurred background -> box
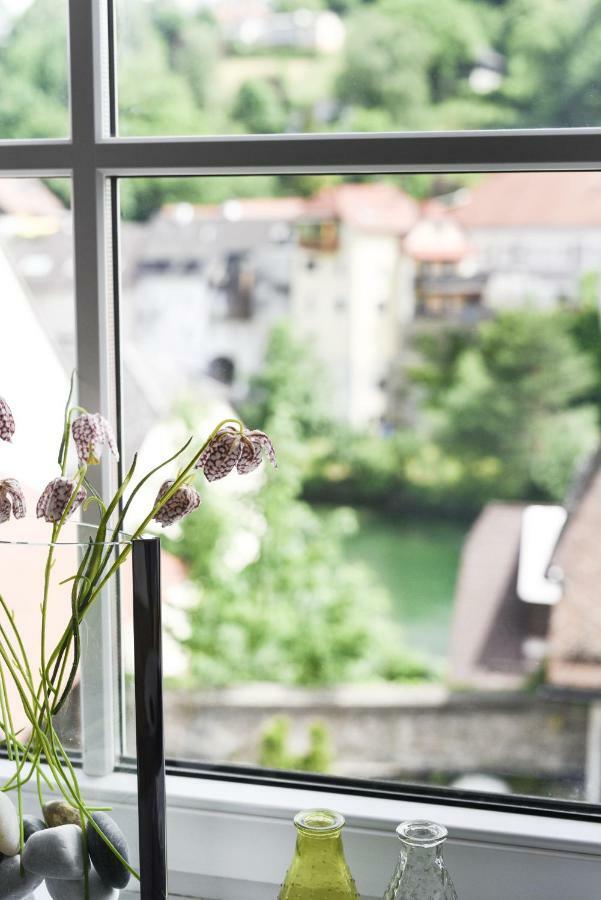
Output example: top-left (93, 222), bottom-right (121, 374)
top-left (3, 0), bottom-right (601, 807)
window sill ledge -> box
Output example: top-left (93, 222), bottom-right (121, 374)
top-left (2, 760), bottom-right (601, 899)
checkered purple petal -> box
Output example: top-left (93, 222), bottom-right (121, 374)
top-left (196, 428), bottom-right (242, 482)
top-left (36, 477), bottom-right (87, 524)
top-left (236, 436), bottom-right (262, 475)
top-left (246, 430), bottom-right (277, 468)
top-left (72, 413), bottom-right (119, 465)
top-left (0, 495), bottom-right (11, 524)
top-left (1, 479), bottom-right (26, 520)
top-left (0, 397), bottom-right (15, 443)
top-left (153, 480), bottom-right (202, 527)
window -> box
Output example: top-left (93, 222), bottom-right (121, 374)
top-left (3, 2), bottom-right (601, 898)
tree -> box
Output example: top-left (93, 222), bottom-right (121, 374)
top-left (0, 0), bottom-right (68, 139)
top-left (336, 0), bottom-right (486, 128)
top-left (241, 322), bottom-right (332, 438)
top-left (498, 0), bottom-right (601, 127)
top-left (563, 277), bottom-right (601, 422)
top-left (166, 328), bottom-right (431, 687)
top-left (416, 310), bottom-right (599, 500)
top-left (232, 79), bottom-right (288, 135)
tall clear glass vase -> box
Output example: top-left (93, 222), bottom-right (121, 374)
top-left (0, 520), bottom-right (141, 899)
top-left (384, 821), bottom-right (459, 900)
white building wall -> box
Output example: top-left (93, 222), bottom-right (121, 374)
top-left (291, 235), bottom-right (352, 421)
top-left (291, 225), bottom-right (413, 428)
top-left (467, 226), bottom-right (601, 309)
top-left (347, 228), bottom-right (402, 428)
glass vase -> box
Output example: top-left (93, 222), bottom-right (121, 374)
top-left (278, 809), bottom-right (360, 900)
top-left (384, 820), bottom-right (459, 900)
top-left (0, 521), bottom-right (154, 899)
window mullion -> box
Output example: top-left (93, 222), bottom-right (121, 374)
top-left (69, 0), bottom-right (119, 777)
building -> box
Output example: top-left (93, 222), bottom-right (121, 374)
top-left (122, 197), bottom-right (300, 415)
top-left (449, 453), bottom-right (601, 693)
top-left (405, 199), bottom-right (485, 323)
top-left (547, 453), bottom-right (601, 690)
top-left (216, 4), bottom-right (346, 54)
top-left (453, 171), bottom-right (601, 309)
top-left (291, 183), bottom-right (420, 427)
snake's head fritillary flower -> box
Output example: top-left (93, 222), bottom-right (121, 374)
top-left (72, 413), bottom-right (119, 466)
top-left (153, 480), bottom-right (201, 527)
top-left (194, 426), bottom-right (242, 481)
top-left (195, 427), bottom-right (277, 481)
top-left (36, 477), bottom-right (87, 524)
top-left (0, 479), bottom-right (26, 524)
top-left (236, 429), bottom-right (277, 475)
top-left (0, 397), bottom-right (15, 443)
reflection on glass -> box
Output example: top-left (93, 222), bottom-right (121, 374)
top-left (117, 0), bottom-right (601, 136)
top-left (0, 176), bottom-right (75, 736)
top-left (115, 171), bottom-right (600, 805)
top-left (0, 0), bottom-right (69, 139)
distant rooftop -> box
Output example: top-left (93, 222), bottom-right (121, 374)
top-left (0, 178), bottom-right (65, 218)
top-left (454, 171), bottom-right (601, 228)
top-left (405, 200), bottom-right (473, 262)
top-left (304, 183), bottom-right (420, 234)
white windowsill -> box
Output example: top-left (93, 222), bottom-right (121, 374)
top-left (3, 759), bottom-right (601, 899)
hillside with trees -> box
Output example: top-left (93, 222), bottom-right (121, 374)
top-left (4, 0), bottom-right (601, 216)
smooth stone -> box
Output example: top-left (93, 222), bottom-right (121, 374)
top-left (46, 866), bottom-right (119, 900)
top-left (0, 793), bottom-right (20, 856)
top-left (22, 823), bottom-right (85, 879)
top-left (22, 816), bottom-right (47, 843)
top-left (43, 801), bottom-right (81, 828)
top-left (0, 854), bottom-right (43, 899)
top-left (87, 813), bottom-right (130, 889)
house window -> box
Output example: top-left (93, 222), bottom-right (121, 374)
top-left (3, 1), bottom-right (601, 897)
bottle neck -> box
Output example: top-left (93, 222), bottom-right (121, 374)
top-left (296, 829), bottom-right (343, 855)
top-left (402, 842), bottom-right (444, 869)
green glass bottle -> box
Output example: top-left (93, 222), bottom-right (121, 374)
top-left (278, 809), bottom-right (360, 900)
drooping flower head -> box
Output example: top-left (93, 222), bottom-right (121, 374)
top-left (153, 480), bottom-right (201, 528)
top-left (0, 479), bottom-right (26, 524)
top-left (0, 397), bottom-right (15, 443)
top-left (72, 413), bottom-right (119, 466)
top-left (195, 427), bottom-right (276, 482)
top-left (36, 478), bottom-right (87, 524)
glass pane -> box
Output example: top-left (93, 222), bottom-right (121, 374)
top-left (120, 171), bottom-right (601, 808)
top-left (0, 0), bottom-right (69, 138)
top-left (117, 0), bottom-right (601, 136)
top-left (0, 176), bottom-right (73, 730)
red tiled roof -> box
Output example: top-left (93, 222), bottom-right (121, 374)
top-left (304, 183), bottom-right (420, 234)
top-left (405, 200), bottom-right (472, 262)
top-left (453, 172), bottom-right (601, 228)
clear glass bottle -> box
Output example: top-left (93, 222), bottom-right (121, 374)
top-left (278, 809), bottom-right (360, 900)
top-left (384, 820), bottom-right (459, 900)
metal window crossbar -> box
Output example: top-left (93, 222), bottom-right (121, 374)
top-left (2, 0), bottom-right (601, 817)
top-left (1, 130), bottom-right (601, 175)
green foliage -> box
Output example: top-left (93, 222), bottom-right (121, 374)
top-left (336, 0), bottom-right (485, 128)
top-left (167, 326), bottom-right (432, 688)
top-left (562, 278), bottom-right (601, 421)
top-left (232, 79), bottom-right (288, 134)
top-left (241, 321), bottom-right (332, 437)
top-left (307, 306), bottom-right (601, 514)
top-left (415, 310), bottom-right (598, 500)
top-left (7, 0), bottom-right (601, 215)
top-left (0, 0), bottom-right (68, 138)
top-left (259, 716), bottom-right (332, 773)
top-left (498, 0), bottom-right (601, 127)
